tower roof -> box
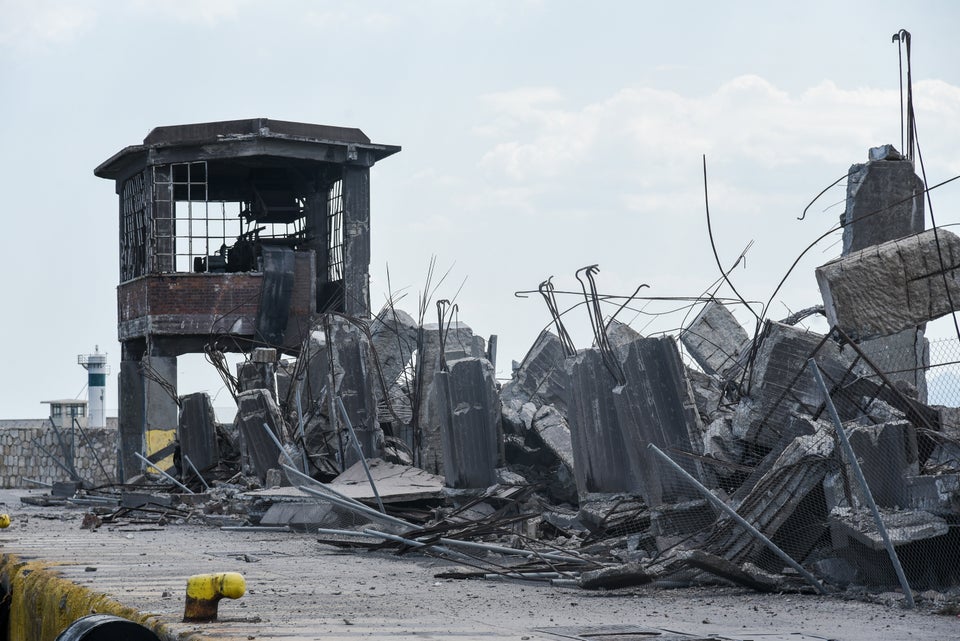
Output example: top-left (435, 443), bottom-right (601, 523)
top-left (95, 118), bottom-right (400, 181)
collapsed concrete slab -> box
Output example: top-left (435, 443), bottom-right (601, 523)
top-left (829, 506), bottom-right (949, 550)
top-left (739, 321), bottom-right (856, 448)
top-left (500, 330), bottom-right (569, 415)
top-left (567, 349), bottom-right (639, 495)
top-left (704, 430), bottom-right (836, 566)
top-left (841, 149), bottom-right (924, 255)
top-left (816, 229), bottom-right (960, 340)
top-left (680, 301), bottom-right (750, 378)
top-left (612, 337), bottom-right (706, 507)
top-left (434, 357), bottom-right (500, 489)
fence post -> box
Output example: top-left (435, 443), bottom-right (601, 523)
top-left (808, 358), bottom-right (915, 608)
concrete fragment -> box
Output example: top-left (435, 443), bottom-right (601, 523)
top-left (841, 153), bottom-right (923, 255)
top-left (434, 357), bottom-right (500, 489)
top-left (178, 392), bottom-right (220, 473)
top-left (680, 301), bottom-right (750, 377)
top-left (417, 321), bottom-right (486, 473)
top-left (705, 430), bottom-right (836, 565)
top-left (612, 336), bottom-right (706, 506)
top-left (531, 404), bottom-right (575, 473)
top-left (686, 368), bottom-right (725, 423)
top-left (237, 348), bottom-right (278, 398)
top-left (829, 507), bottom-right (949, 550)
top-left (603, 319), bottom-right (643, 361)
top-left (259, 502), bottom-right (339, 531)
top-left (740, 321), bottom-right (856, 448)
top-left (679, 549), bottom-right (780, 592)
top-left (499, 330), bottom-right (569, 415)
top-left (817, 229), bottom-right (960, 339)
top-left (846, 420), bottom-right (918, 509)
top-left (234, 389), bottom-right (287, 484)
top-left (906, 473), bottom-right (960, 514)
top-left (649, 499), bottom-right (715, 538)
top-left (325, 316), bottom-right (382, 468)
top-left (369, 305), bottom-right (418, 389)
top-left (702, 417), bottom-right (743, 468)
top-left (567, 349), bottom-right (637, 495)
top-left (579, 563), bottom-right (652, 590)
top-left (849, 328), bottom-right (929, 403)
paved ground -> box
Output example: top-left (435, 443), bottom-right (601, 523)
top-left (0, 489), bottom-right (957, 641)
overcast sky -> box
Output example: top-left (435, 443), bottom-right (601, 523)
top-left (2, 1), bottom-right (959, 419)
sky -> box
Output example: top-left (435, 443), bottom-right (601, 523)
top-left (2, 1), bottom-right (960, 419)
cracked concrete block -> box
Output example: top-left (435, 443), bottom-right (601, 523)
top-left (681, 301), bottom-right (750, 377)
top-left (435, 357), bottom-right (500, 489)
top-left (740, 321), bottom-right (856, 448)
top-left (817, 229), bottom-right (960, 339)
top-left (418, 321), bottom-right (486, 474)
top-left (567, 349), bottom-right (638, 495)
top-left (235, 389), bottom-right (287, 483)
top-left (500, 330), bottom-right (569, 416)
top-left (178, 392), bottom-right (219, 473)
top-left (846, 328), bottom-right (929, 404)
top-left (841, 152), bottom-right (924, 255)
top-left (370, 305), bottom-right (418, 388)
top-left (531, 404), bottom-right (575, 473)
top-left (613, 336), bottom-right (706, 506)
top-left (847, 420), bottom-right (919, 509)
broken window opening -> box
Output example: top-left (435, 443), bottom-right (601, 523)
top-left (327, 179), bottom-right (344, 282)
top-left (120, 170), bottom-right (148, 281)
top-left (153, 161), bottom-right (309, 275)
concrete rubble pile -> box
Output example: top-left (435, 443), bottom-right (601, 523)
top-left (43, 144), bottom-right (959, 603)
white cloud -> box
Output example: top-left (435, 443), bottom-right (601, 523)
top-left (0, 0), bottom-right (98, 50)
top-left (126, 0), bottom-right (250, 25)
top-left (476, 75), bottom-right (960, 192)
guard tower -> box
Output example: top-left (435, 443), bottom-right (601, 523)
top-left (95, 118), bottom-right (399, 480)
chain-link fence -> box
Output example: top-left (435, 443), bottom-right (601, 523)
top-left (620, 325), bottom-right (960, 601)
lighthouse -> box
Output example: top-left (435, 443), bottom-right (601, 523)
top-left (78, 347), bottom-right (109, 428)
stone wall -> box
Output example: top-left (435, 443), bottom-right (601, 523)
top-left (0, 425), bottom-right (117, 488)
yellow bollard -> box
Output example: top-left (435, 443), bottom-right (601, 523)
top-left (182, 572), bottom-right (245, 622)
top-left (0, 514), bottom-right (10, 528)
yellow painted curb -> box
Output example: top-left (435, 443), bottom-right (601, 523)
top-left (0, 554), bottom-right (176, 641)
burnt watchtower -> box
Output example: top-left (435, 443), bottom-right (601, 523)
top-left (96, 118), bottom-right (399, 480)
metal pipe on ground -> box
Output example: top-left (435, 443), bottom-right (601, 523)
top-left (133, 451), bottom-right (195, 494)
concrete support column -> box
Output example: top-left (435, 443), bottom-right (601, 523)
top-left (341, 165), bottom-right (371, 319)
top-left (117, 352), bottom-right (177, 482)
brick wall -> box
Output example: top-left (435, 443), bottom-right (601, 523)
top-left (118, 251), bottom-right (317, 345)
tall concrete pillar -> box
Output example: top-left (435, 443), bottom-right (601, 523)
top-left (117, 353), bottom-right (177, 482)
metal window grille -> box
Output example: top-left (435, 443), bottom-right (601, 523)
top-left (120, 171), bottom-right (148, 281)
top-left (327, 179), bottom-right (344, 281)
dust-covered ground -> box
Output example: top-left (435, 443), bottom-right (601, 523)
top-left (0, 489), bottom-right (956, 641)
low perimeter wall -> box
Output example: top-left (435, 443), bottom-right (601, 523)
top-left (0, 425), bottom-right (118, 488)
